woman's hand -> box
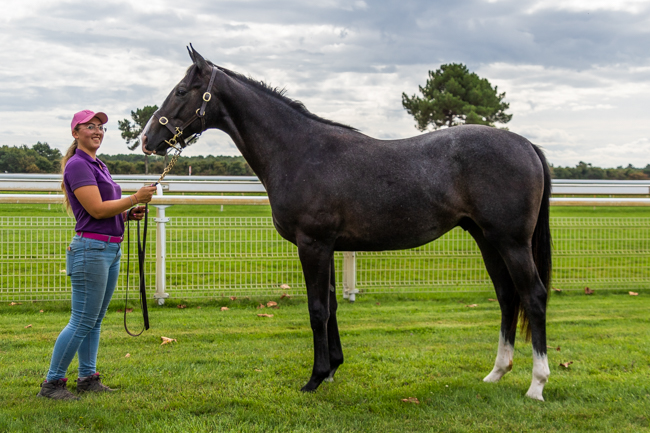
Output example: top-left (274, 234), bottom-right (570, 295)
top-left (128, 205), bottom-right (147, 221)
top-left (134, 185), bottom-right (157, 204)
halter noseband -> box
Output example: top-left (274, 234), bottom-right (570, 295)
top-left (154, 66), bottom-right (219, 152)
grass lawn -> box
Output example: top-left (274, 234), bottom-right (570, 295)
top-left (1, 291), bottom-right (648, 432)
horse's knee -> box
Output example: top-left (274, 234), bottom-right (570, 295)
top-left (308, 302), bottom-right (329, 328)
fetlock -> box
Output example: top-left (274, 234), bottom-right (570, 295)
top-left (37, 378), bottom-right (79, 400)
top-left (76, 373), bottom-right (115, 393)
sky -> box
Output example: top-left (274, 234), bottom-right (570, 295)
top-left (1, 0), bottom-right (649, 168)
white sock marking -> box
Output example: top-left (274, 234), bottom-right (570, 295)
top-left (525, 350), bottom-right (550, 401)
top-left (483, 334), bottom-right (514, 383)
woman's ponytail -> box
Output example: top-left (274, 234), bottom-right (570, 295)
top-left (60, 133), bottom-right (78, 213)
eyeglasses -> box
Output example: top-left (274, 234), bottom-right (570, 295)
top-left (82, 124), bottom-right (107, 132)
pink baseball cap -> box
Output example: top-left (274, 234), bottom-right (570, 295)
top-left (71, 110), bottom-right (108, 132)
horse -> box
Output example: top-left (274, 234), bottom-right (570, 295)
top-left (141, 46), bottom-right (553, 401)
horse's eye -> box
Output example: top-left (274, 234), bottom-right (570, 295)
top-left (177, 88), bottom-right (188, 97)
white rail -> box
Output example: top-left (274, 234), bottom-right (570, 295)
top-left (2, 194), bottom-right (650, 207)
top-left (1, 174), bottom-right (649, 195)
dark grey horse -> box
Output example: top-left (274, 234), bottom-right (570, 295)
top-left (142, 47), bottom-right (552, 400)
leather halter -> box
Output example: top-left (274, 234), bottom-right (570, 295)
top-left (153, 66), bottom-right (219, 152)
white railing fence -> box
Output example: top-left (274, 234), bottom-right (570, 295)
top-left (1, 176), bottom-right (648, 302)
top-left (1, 216), bottom-right (648, 303)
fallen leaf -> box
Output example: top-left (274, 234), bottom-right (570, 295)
top-left (221, 307), bottom-right (229, 311)
top-left (161, 336), bottom-right (177, 345)
top-left (177, 305), bottom-right (187, 309)
top-left (629, 292), bottom-right (639, 296)
top-left (376, 302), bottom-right (381, 306)
top-left (59, 269), bottom-right (66, 273)
top-left (266, 301), bottom-right (277, 307)
top-left (548, 345), bottom-right (561, 352)
top-left (466, 304), bottom-right (478, 308)
top-left (9, 302), bottom-right (22, 306)
top-left (257, 303), bottom-right (265, 309)
top-left (126, 308), bottom-right (133, 313)
top-left (552, 287), bottom-right (562, 292)
top-left (280, 284), bottom-right (291, 290)
top-left (125, 353), bottom-right (131, 358)
top-left (197, 306), bottom-right (201, 309)
top-left (230, 296), bottom-right (237, 301)
top-left (584, 287), bottom-right (594, 295)
top-left (401, 397), bottom-right (420, 404)
top-left (559, 361), bottom-right (573, 368)
top-left (488, 298), bottom-right (497, 302)
top-left (24, 324), bottom-right (32, 328)
top-left (280, 293), bottom-right (291, 299)
top-left (254, 369), bottom-right (262, 372)
top-left (257, 314), bottom-right (274, 317)
top-left (39, 310), bottom-right (44, 313)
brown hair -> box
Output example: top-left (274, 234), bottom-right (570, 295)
top-left (60, 127), bottom-right (79, 213)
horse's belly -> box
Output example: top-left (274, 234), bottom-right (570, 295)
top-left (334, 222), bottom-right (451, 252)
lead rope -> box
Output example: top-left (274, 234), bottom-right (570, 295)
top-left (124, 149), bottom-right (182, 336)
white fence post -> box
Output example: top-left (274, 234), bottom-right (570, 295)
top-left (342, 251), bottom-right (359, 302)
top-left (153, 184), bottom-right (170, 306)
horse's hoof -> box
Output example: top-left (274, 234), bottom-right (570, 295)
top-left (525, 390), bottom-right (545, 401)
top-left (300, 381), bottom-right (320, 392)
top-left (324, 366), bottom-right (339, 382)
top-left (483, 367), bottom-right (509, 383)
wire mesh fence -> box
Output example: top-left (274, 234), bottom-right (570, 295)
top-left (1, 216), bottom-right (648, 302)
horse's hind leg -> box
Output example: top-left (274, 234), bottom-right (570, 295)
top-left (325, 256), bottom-right (343, 382)
top-left (497, 241), bottom-right (550, 401)
top-left (467, 224), bottom-right (518, 383)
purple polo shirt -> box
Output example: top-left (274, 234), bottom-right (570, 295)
top-left (64, 149), bottom-right (124, 237)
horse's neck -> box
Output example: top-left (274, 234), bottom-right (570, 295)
top-left (215, 79), bottom-right (322, 181)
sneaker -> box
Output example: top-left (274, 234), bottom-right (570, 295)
top-left (76, 373), bottom-right (115, 393)
top-left (37, 378), bottom-right (79, 400)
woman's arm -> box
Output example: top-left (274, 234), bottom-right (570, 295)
top-left (73, 185), bottom-right (156, 219)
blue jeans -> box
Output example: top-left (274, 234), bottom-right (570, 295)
top-left (46, 235), bottom-right (121, 381)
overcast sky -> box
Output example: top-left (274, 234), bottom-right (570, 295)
top-left (2, 0), bottom-right (649, 168)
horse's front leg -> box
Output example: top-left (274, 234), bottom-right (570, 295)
top-left (297, 233), bottom-right (335, 392)
top-left (325, 256), bottom-right (343, 382)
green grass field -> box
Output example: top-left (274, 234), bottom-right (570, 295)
top-left (0, 291), bottom-right (648, 432)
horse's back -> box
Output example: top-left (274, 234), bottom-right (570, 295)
top-left (271, 124), bottom-right (546, 251)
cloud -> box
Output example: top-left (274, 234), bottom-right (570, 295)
top-left (1, 0), bottom-right (649, 167)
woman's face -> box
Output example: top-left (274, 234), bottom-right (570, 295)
top-left (73, 117), bottom-right (105, 154)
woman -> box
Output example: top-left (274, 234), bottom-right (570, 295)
top-left (38, 110), bottom-right (157, 400)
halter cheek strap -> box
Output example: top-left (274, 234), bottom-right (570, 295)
top-left (154, 66), bottom-right (219, 151)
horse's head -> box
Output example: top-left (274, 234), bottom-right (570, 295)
top-left (142, 45), bottom-right (219, 156)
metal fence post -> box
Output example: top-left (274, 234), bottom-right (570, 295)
top-left (153, 184), bottom-right (170, 306)
top-left (342, 251), bottom-right (359, 302)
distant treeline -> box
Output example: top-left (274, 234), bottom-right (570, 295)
top-left (98, 153), bottom-right (254, 176)
top-left (1, 142), bottom-right (648, 179)
top-left (550, 162), bottom-right (650, 180)
top-left (0, 142), bottom-right (254, 176)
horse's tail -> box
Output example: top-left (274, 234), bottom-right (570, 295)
top-left (518, 144), bottom-right (553, 341)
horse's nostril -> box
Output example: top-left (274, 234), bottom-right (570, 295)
top-left (141, 135), bottom-right (153, 155)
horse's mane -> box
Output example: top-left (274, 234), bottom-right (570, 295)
top-left (199, 62), bottom-right (358, 132)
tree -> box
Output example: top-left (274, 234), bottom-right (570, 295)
top-left (401, 63), bottom-right (512, 131)
top-left (118, 105), bottom-right (158, 174)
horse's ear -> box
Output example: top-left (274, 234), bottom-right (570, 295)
top-left (187, 45), bottom-right (196, 64)
top-left (188, 43), bottom-right (209, 71)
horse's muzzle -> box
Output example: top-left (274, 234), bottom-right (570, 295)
top-left (142, 135), bottom-right (154, 155)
